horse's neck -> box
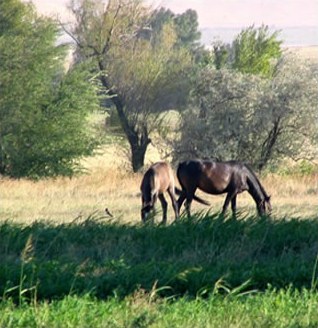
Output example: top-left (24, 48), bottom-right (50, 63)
top-left (142, 173), bottom-right (155, 204)
top-left (245, 165), bottom-right (269, 198)
top-left (246, 172), bottom-right (265, 202)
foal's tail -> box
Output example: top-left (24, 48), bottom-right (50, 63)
top-left (175, 187), bottom-right (210, 206)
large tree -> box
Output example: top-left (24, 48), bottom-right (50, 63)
top-left (173, 54), bottom-right (318, 171)
top-left (0, 0), bottom-right (101, 178)
top-left (65, 0), bottom-right (193, 172)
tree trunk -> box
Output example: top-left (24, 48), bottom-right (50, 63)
top-left (128, 125), bottom-right (151, 172)
top-left (130, 139), bottom-right (148, 172)
top-left (98, 61), bottom-right (151, 172)
top-left (258, 118), bottom-right (281, 171)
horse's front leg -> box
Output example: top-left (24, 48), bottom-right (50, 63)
top-left (185, 200), bottom-right (191, 217)
top-left (177, 192), bottom-right (186, 216)
top-left (231, 195), bottom-right (237, 218)
top-left (185, 188), bottom-right (197, 218)
top-left (158, 194), bottom-right (168, 224)
top-left (222, 191), bottom-right (236, 216)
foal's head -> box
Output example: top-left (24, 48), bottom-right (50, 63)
top-left (141, 194), bottom-right (157, 223)
top-left (141, 203), bottom-right (153, 222)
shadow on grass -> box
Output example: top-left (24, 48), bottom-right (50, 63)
top-left (1, 212), bottom-right (318, 302)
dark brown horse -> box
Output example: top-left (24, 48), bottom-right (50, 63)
top-left (177, 159), bottom-right (271, 217)
top-left (140, 161), bottom-right (179, 224)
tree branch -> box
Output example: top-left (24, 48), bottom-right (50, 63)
top-left (102, 2), bottom-right (122, 55)
top-left (58, 19), bottom-right (99, 57)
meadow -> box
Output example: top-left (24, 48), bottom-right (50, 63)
top-left (0, 141), bottom-right (318, 327)
top-left (1, 143), bottom-right (317, 224)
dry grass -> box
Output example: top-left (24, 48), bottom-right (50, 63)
top-left (287, 45), bottom-right (318, 61)
top-left (0, 145), bottom-right (317, 224)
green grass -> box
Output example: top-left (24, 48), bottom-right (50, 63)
top-left (1, 289), bottom-right (318, 327)
top-left (1, 213), bottom-right (318, 327)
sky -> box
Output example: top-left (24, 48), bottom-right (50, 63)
top-left (32, 0), bottom-right (318, 29)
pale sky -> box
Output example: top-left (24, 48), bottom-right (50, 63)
top-left (32, 0), bottom-right (318, 29)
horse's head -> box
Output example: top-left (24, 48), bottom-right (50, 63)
top-left (141, 202), bottom-right (154, 223)
top-left (258, 195), bottom-right (272, 216)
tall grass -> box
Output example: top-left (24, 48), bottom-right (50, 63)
top-left (1, 289), bottom-right (318, 327)
top-left (1, 213), bottom-right (318, 302)
top-left (1, 213), bottom-right (318, 327)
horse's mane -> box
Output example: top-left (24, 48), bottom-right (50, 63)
top-left (244, 163), bottom-right (269, 199)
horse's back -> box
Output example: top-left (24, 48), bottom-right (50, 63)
top-left (177, 159), bottom-right (248, 194)
top-left (153, 161), bottom-right (175, 192)
top-left (142, 161), bottom-right (175, 194)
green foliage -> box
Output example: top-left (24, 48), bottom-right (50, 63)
top-left (108, 22), bottom-right (192, 120)
top-left (150, 7), bottom-right (201, 51)
top-left (174, 54), bottom-right (318, 170)
top-left (209, 41), bottom-right (230, 69)
top-left (69, 0), bottom-right (194, 171)
top-left (207, 25), bottom-right (282, 78)
top-left (274, 160), bottom-right (318, 177)
top-left (173, 9), bottom-right (201, 49)
top-left (0, 0), bottom-right (101, 178)
top-left (232, 25), bottom-right (282, 77)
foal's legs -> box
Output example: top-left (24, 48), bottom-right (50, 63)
top-left (158, 194), bottom-right (168, 224)
top-left (167, 188), bottom-right (178, 221)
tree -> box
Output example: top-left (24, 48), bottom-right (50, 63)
top-left (148, 7), bottom-right (174, 39)
top-left (173, 9), bottom-right (201, 50)
top-left (66, 0), bottom-right (193, 172)
top-left (149, 7), bottom-right (201, 48)
top-left (149, 7), bottom-right (203, 60)
top-left (208, 25), bottom-right (282, 78)
top-left (232, 25), bottom-right (282, 77)
top-left (0, 0), bottom-right (101, 178)
top-left (173, 54), bottom-right (318, 171)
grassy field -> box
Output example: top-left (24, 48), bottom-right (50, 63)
top-left (0, 143), bottom-right (318, 327)
top-left (0, 144), bottom-right (317, 224)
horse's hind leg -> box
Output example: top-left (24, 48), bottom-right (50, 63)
top-left (167, 188), bottom-right (178, 221)
top-left (158, 194), bottom-right (168, 224)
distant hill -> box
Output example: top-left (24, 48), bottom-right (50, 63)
top-left (200, 26), bottom-right (318, 47)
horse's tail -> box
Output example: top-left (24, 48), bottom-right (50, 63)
top-left (175, 187), bottom-right (210, 206)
